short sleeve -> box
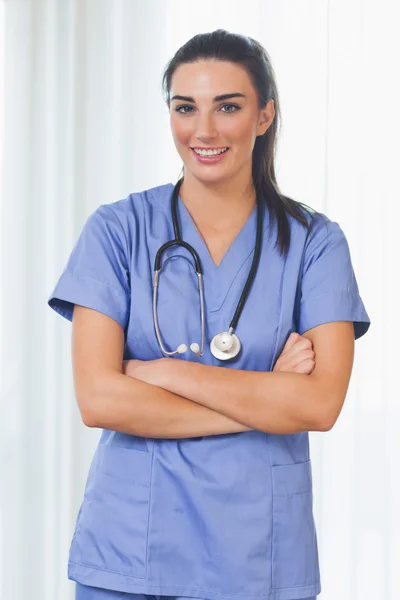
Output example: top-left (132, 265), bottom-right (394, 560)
top-left (47, 205), bottom-right (131, 329)
top-left (298, 216), bottom-right (371, 340)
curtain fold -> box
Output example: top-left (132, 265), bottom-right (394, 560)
top-left (1, 1), bottom-right (394, 599)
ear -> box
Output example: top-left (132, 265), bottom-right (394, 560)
top-left (256, 99), bottom-right (275, 137)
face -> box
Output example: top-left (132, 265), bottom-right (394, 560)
top-left (169, 59), bottom-right (275, 186)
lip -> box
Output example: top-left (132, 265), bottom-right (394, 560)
top-left (190, 147), bottom-right (230, 164)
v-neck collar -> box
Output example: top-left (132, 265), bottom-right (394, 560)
top-left (167, 183), bottom-right (270, 313)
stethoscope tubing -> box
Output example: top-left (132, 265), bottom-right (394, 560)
top-left (152, 178), bottom-right (264, 359)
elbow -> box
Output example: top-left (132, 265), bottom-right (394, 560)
top-left (76, 373), bottom-right (118, 428)
top-left (81, 408), bottom-right (98, 428)
top-left (77, 391), bottom-right (103, 428)
top-left (315, 397), bottom-right (343, 432)
top-left (316, 417), bottom-right (336, 432)
top-left (79, 402), bottom-right (99, 428)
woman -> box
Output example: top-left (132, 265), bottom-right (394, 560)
top-left (48, 30), bottom-right (370, 600)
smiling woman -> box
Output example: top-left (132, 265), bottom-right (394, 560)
top-left (169, 63), bottom-right (274, 189)
top-left (47, 28), bottom-right (370, 600)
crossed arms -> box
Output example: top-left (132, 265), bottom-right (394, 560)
top-left (71, 305), bottom-right (355, 436)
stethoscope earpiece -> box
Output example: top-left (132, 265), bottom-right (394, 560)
top-left (190, 342), bottom-right (200, 355)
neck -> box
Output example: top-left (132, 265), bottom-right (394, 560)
top-left (178, 171), bottom-right (256, 229)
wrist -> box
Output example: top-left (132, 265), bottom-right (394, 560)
top-left (158, 356), bottom-right (180, 390)
top-left (158, 357), bottom-right (195, 393)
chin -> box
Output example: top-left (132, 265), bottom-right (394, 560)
top-left (189, 166), bottom-right (232, 185)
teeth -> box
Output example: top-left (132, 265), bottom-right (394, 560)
top-left (193, 147), bottom-right (228, 156)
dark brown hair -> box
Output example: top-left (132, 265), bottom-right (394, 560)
top-left (162, 29), bottom-right (325, 257)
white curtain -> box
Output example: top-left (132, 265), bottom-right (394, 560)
top-left (1, 1), bottom-right (397, 599)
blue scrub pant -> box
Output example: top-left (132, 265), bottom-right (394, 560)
top-left (75, 582), bottom-right (317, 600)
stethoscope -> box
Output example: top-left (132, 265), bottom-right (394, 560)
top-left (153, 178), bottom-right (264, 361)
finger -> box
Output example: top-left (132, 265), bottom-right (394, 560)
top-left (281, 332), bottom-right (302, 354)
top-left (273, 348), bottom-right (314, 372)
top-left (290, 338), bottom-right (313, 355)
top-left (285, 342), bottom-right (313, 362)
top-left (286, 348), bottom-right (315, 369)
top-left (295, 359), bottom-right (315, 374)
top-left (283, 335), bottom-right (313, 358)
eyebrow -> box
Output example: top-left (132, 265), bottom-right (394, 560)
top-left (170, 93), bottom-right (246, 103)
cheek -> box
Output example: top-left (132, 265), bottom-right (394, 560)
top-left (228, 117), bottom-right (257, 146)
top-left (170, 116), bottom-right (192, 145)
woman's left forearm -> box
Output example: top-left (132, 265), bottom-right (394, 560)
top-left (158, 361), bottom-right (331, 434)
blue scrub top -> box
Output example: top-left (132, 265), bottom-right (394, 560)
top-left (48, 182), bottom-right (370, 600)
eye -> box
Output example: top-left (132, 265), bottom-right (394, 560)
top-left (220, 103), bottom-right (240, 113)
top-left (175, 105), bottom-right (195, 114)
top-left (174, 103), bottom-right (241, 115)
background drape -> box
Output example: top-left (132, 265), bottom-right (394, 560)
top-left (1, 1), bottom-right (397, 599)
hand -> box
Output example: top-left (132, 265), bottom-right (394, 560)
top-left (273, 332), bottom-right (315, 374)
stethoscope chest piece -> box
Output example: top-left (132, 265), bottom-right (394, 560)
top-left (210, 331), bottom-right (241, 360)
top-left (153, 179), bottom-right (264, 361)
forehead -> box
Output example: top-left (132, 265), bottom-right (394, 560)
top-left (170, 60), bottom-right (255, 98)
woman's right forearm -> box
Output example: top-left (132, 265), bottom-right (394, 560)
top-left (86, 371), bottom-right (253, 438)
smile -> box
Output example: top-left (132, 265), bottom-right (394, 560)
top-left (190, 147), bottom-right (230, 164)
top-left (192, 147), bottom-right (229, 156)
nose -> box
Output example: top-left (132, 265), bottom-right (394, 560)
top-left (195, 112), bottom-right (217, 142)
